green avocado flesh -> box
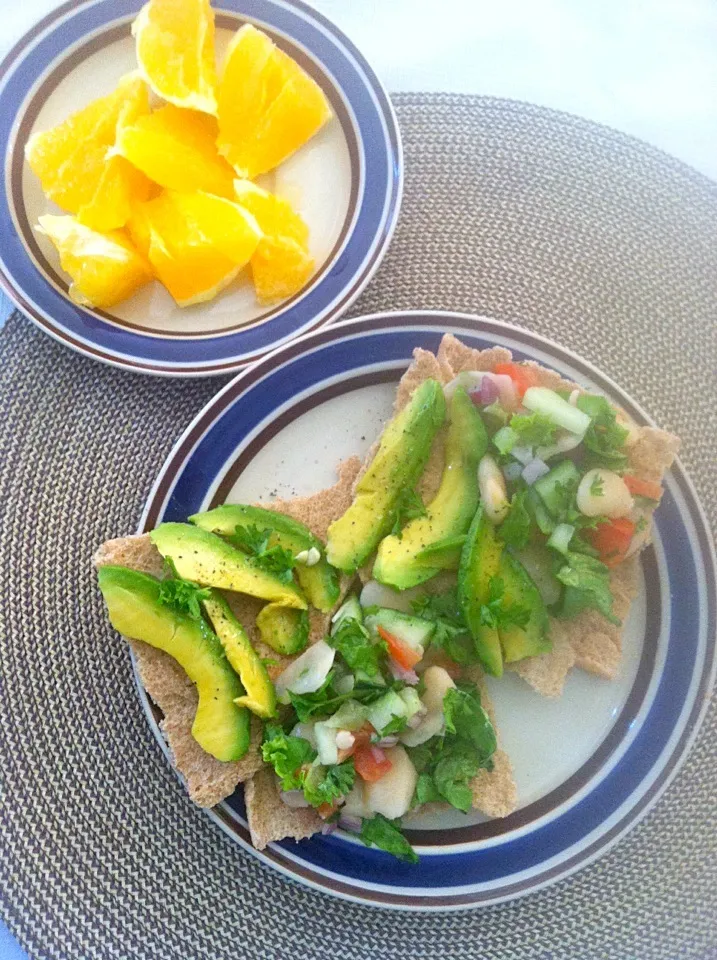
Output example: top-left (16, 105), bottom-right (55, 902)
top-left (497, 552), bottom-right (551, 663)
top-left (190, 504), bottom-right (339, 612)
top-left (458, 506), bottom-right (504, 677)
top-left (202, 592), bottom-right (276, 718)
top-left (325, 378), bottom-right (447, 573)
top-left (97, 565), bottom-right (249, 761)
top-left (150, 522), bottom-right (306, 609)
top-left (256, 603), bottom-right (309, 655)
top-left (372, 387), bottom-right (488, 589)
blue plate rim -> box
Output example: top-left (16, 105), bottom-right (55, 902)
top-left (133, 310), bottom-right (716, 909)
top-left (0, 0), bottom-right (403, 377)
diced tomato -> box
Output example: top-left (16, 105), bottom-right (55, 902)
top-left (587, 517), bottom-right (636, 567)
top-left (377, 625), bottom-right (422, 669)
top-left (317, 801), bottom-right (338, 819)
top-left (493, 362), bottom-right (539, 399)
top-left (353, 744), bottom-right (392, 783)
top-left (623, 475), bottom-right (662, 502)
top-left (337, 724), bottom-right (374, 761)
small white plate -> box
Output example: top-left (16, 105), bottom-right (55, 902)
top-left (0, 0), bottom-right (402, 375)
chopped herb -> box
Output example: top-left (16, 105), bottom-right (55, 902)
top-left (635, 516), bottom-right (648, 533)
top-left (479, 577), bottom-right (531, 630)
top-left (157, 563), bottom-right (211, 622)
top-left (589, 474), bottom-right (605, 497)
top-left (555, 552), bottom-right (620, 625)
top-left (509, 411), bottom-right (558, 449)
top-left (303, 760), bottom-right (355, 808)
top-left (576, 394), bottom-right (629, 471)
top-left (499, 489), bottom-right (532, 549)
top-left (328, 617), bottom-right (386, 677)
top-left (228, 523), bottom-right (295, 583)
top-left (289, 675), bottom-right (391, 722)
top-left (360, 814), bottom-right (418, 864)
top-left (407, 683), bottom-right (496, 814)
top-left (390, 488), bottom-right (427, 538)
top-left (261, 725), bottom-right (316, 791)
top-left (411, 590), bottom-right (480, 665)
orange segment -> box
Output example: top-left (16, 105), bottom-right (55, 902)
top-left (116, 105), bottom-right (236, 197)
top-left (133, 0), bottom-right (218, 114)
top-left (233, 180), bottom-right (314, 305)
top-left (250, 236), bottom-right (315, 306)
top-left (217, 24), bottom-right (332, 179)
top-left (138, 191), bottom-right (262, 306)
top-left (37, 215), bottom-right (153, 308)
top-left (25, 74), bottom-right (152, 231)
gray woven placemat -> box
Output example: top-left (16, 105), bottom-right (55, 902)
top-left (1, 94), bottom-right (716, 960)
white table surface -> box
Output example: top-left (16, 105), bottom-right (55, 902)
top-left (0, 2), bottom-right (714, 955)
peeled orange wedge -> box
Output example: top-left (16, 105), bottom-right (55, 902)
top-left (217, 25), bottom-right (332, 179)
top-left (233, 180), bottom-right (314, 305)
top-left (37, 215), bottom-right (153, 308)
top-left (133, 0), bottom-right (218, 114)
top-left (26, 74), bottom-right (152, 232)
top-left (135, 191), bottom-right (262, 306)
top-left (116, 105), bottom-right (236, 198)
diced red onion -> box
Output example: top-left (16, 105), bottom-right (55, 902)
top-left (279, 789), bottom-right (311, 809)
top-left (503, 461), bottom-right (523, 484)
top-left (369, 745), bottom-right (387, 764)
top-left (478, 376), bottom-right (499, 405)
top-left (521, 457), bottom-right (550, 486)
top-left (321, 821), bottom-right (337, 835)
top-left (511, 444), bottom-right (534, 466)
top-left (338, 813), bottom-right (362, 833)
top-left (377, 735), bottom-right (399, 748)
top-left (388, 658), bottom-right (419, 684)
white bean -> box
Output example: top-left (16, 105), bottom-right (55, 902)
top-left (478, 454), bottom-right (510, 524)
top-left (421, 666), bottom-right (456, 713)
top-left (577, 469), bottom-right (634, 518)
top-left (363, 746), bottom-right (418, 820)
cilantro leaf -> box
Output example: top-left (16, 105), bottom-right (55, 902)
top-left (261, 725), bottom-right (316, 791)
top-left (303, 760), bottom-right (355, 807)
top-left (432, 742), bottom-right (480, 812)
top-left (390, 488), bottom-right (426, 538)
top-left (228, 524), bottom-right (295, 583)
top-left (157, 564), bottom-right (212, 622)
top-left (589, 474), bottom-right (605, 497)
top-left (443, 685), bottom-right (497, 764)
top-left (555, 552), bottom-right (620, 625)
top-left (411, 590), bottom-right (480, 665)
top-left (499, 489), bottom-right (532, 548)
top-left (415, 772), bottom-right (441, 805)
top-left (509, 412), bottom-right (558, 449)
top-left (479, 577), bottom-right (531, 630)
top-left (576, 395), bottom-right (629, 471)
top-left (360, 814), bottom-right (418, 864)
top-left (289, 675), bottom-right (390, 722)
top-left (328, 618), bottom-right (386, 677)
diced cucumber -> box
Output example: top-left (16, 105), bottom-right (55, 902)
top-left (366, 690), bottom-right (407, 735)
top-left (324, 699), bottom-right (369, 731)
top-left (354, 668), bottom-right (386, 688)
top-left (364, 608), bottom-right (436, 651)
top-left (547, 523), bottom-right (575, 556)
top-left (522, 387), bottom-right (591, 435)
top-left (398, 687), bottom-right (423, 719)
top-left (314, 722), bottom-right (339, 765)
top-left (331, 595), bottom-right (363, 634)
top-left (493, 426), bottom-right (518, 455)
top-left (533, 460), bottom-right (581, 517)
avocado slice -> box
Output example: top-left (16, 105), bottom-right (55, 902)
top-left (150, 523), bottom-right (306, 609)
top-left (202, 592), bottom-right (276, 718)
top-left (325, 378), bottom-right (446, 573)
top-left (458, 506), bottom-right (504, 677)
top-left (372, 388), bottom-right (488, 589)
top-left (414, 534), bottom-right (467, 569)
top-left (255, 603), bottom-right (309, 655)
top-left (498, 552), bottom-right (551, 663)
top-left (97, 565), bottom-right (250, 761)
top-left (190, 504), bottom-right (339, 612)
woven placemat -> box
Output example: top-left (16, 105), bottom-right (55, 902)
top-left (1, 94), bottom-right (716, 960)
